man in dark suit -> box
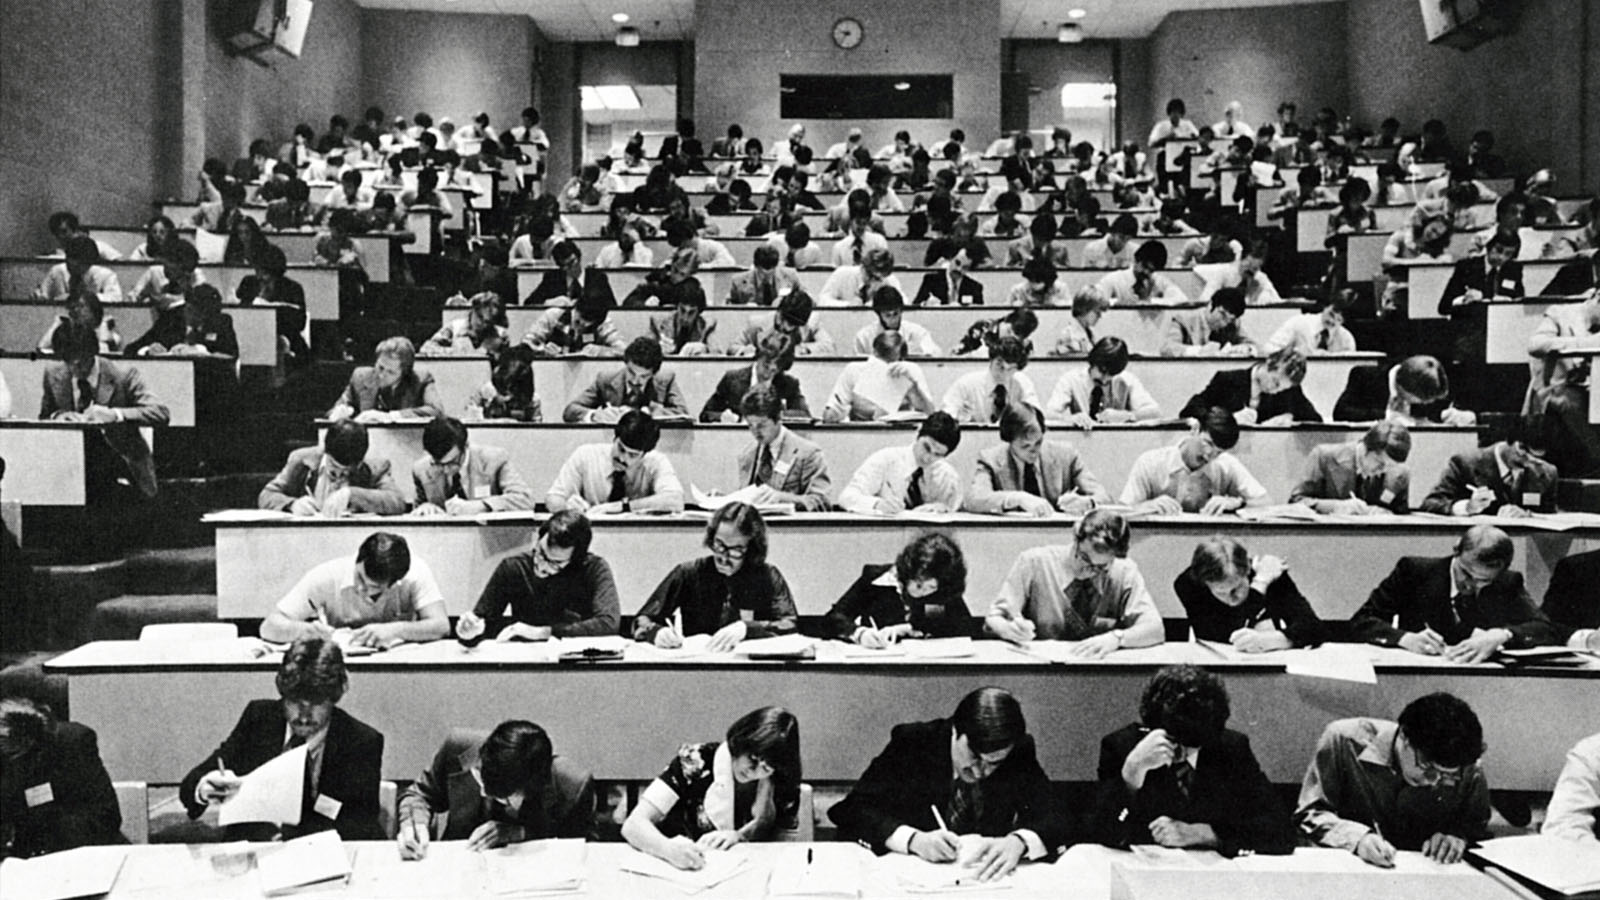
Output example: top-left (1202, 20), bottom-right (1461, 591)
top-left (562, 337), bottom-right (690, 423)
top-left (829, 687), bottom-right (1067, 883)
top-left (1178, 347), bottom-right (1323, 424)
top-left (1420, 417), bottom-right (1559, 516)
top-left (1350, 524), bottom-right (1564, 661)
top-left (912, 239), bottom-right (986, 306)
top-left (1086, 665), bottom-right (1295, 856)
top-left (181, 638), bottom-right (384, 841)
top-left (1332, 354), bottom-right (1474, 425)
top-left (1543, 548), bottom-right (1600, 651)
top-left (258, 420), bottom-right (408, 516)
top-left (0, 698), bottom-right (122, 858)
top-left (40, 322), bottom-right (171, 499)
top-left (397, 721), bottom-right (594, 858)
top-left (1438, 231), bottom-right (1524, 408)
top-left (523, 240), bottom-right (615, 308)
top-left (699, 331), bottom-right (810, 422)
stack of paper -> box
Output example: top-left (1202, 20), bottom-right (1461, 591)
top-left (880, 855), bottom-right (1007, 893)
top-left (690, 485), bottom-right (796, 516)
top-left (767, 846), bottom-right (861, 898)
top-left (0, 846), bottom-right (127, 900)
top-left (1472, 834), bottom-right (1600, 895)
top-left (256, 831), bottom-right (351, 896)
top-left (483, 839), bottom-right (588, 897)
top-left (737, 635), bottom-right (817, 659)
top-left (218, 743), bottom-right (308, 826)
top-left (617, 847), bottom-right (750, 892)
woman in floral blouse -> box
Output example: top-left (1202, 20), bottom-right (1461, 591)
top-left (621, 707), bottom-right (801, 870)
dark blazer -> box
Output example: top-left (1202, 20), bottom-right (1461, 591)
top-left (0, 720), bottom-right (121, 858)
top-left (237, 273), bottom-right (308, 338)
top-left (911, 271), bottom-right (985, 307)
top-left (1438, 256), bottom-right (1525, 318)
top-left (397, 729), bottom-right (594, 841)
top-left (40, 359), bottom-right (171, 498)
top-left (179, 700), bottom-right (384, 841)
top-left (697, 365), bottom-right (810, 422)
top-left (828, 719), bottom-right (1068, 855)
top-left (523, 268), bottom-right (615, 308)
top-left (1544, 258), bottom-right (1598, 297)
top-left (1332, 364), bottom-right (1450, 423)
top-left (562, 368), bottom-right (689, 422)
top-left (258, 447), bottom-right (408, 514)
top-left (1173, 569), bottom-right (1328, 647)
top-left (822, 563), bottom-right (976, 640)
top-left (331, 368), bottom-right (446, 419)
top-left (1420, 444), bottom-right (1559, 515)
top-left (1179, 367), bottom-right (1323, 423)
top-left (1350, 556), bottom-right (1563, 648)
top-left (1086, 724), bottom-right (1295, 856)
top-left (1543, 548), bottom-right (1600, 632)
top-left (1288, 441), bottom-right (1411, 513)
top-left (126, 310), bottom-right (239, 359)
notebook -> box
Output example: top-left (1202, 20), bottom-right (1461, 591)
top-left (0, 846), bottom-right (126, 900)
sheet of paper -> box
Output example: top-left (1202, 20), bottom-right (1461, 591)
top-left (1283, 646), bottom-right (1378, 684)
top-left (218, 743), bottom-right (307, 827)
top-left (766, 845), bottom-right (862, 897)
top-left (1229, 847), bottom-right (1369, 874)
top-left (483, 838), bottom-right (588, 896)
top-left (0, 845), bottom-right (127, 900)
top-left (255, 831), bottom-right (352, 896)
top-left (853, 358), bottom-right (912, 416)
top-left (194, 228), bottom-right (228, 264)
top-left (202, 509), bottom-right (295, 523)
top-left (1234, 503), bottom-right (1321, 522)
top-left (905, 637), bottom-right (976, 659)
top-left (736, 634), bottom-right (816, 657)
top-left (617, 847), bottom-right (749, 891)
top-left (689, 485), bottom-right (796, 516)
top-left (550, 635), bottom-right (629, 655)
top-left (1472, 834), bottom-right (1600, 893)
top-left (348, 843), bottom-right (474, 899)
top-left (879, 854), bottom-right (1010, 892)
top-left (1128, 846), bottom-right (1229, 868)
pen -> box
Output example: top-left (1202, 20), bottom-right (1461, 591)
top-left (806, 848), bottom-right (813, 866)
top-left (216, 756), bottom-right (226, 775)
top-left (868, 616), bottom-right (879, 631)
top-left (931, 805), bottom-right (949, 833)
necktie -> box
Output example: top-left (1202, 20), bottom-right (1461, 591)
top-left (1023, 464), bottom-right (1042, 498)
top-left (852, 235), bottom-right (864, 264)
top-left (991, 385), bottom-right (1008, 423)
top-left (1317, 329), bottom-right (1330, 350)
top-left (906, 468), bottom-right (925, 509)
top-left (448, 474), bottom-right (464, 501)
top-left (752, 446), bottom-right (774, 486)
top-left (1089, 383), bottom-right (1106, 418)
top-left (284, 734), bottom-right (316, 819)
top-left (785, 249), bottom-right (797, 268)
top-left (608, 470), bottom-right (627, 503)
top-left (947, 779), bottom-right (982, 834)
top-left (759, 274), bottom-right (775, 306)
top-left (1169, 758), bottom-right (1195, 800)
top-left (76, 377), bottom-right (95, 413)
top-left (949, 273), bottom-right (960, 304)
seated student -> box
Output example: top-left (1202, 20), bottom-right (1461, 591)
top-left (632, 502), bottom-right (797, 648)
top-left (37, 290), bottom-right (122, 355)
top-left (726, 244), bottom-right (802, 306)
top-left (649, 281), bottom-right (718, 355)
top-left (622, 708), bottom-right (801, 868)
top-left (700, 332), bottom-right (810, 422)
top-left (128, 214), bottom-right (176, 262)
top-left (913, 241), bottom-right (986, 306)
top-left (729, 291), bottom-right (834, 356)
top-left (819, 247), bottom-right (902, 308)
top-left (456, 511), bottom-right (620, 642)
top-left (548, 408), bottom-right (685, 512)
top-left (1005, 257), bottom-right (1071, 308)
top-left (958, 307), bottom-right (1038, 358)
top-left (979, 190), bottom-right (1031, 239)
top-left (1290, 420), bottom-right (1413, 514)
top-left (941, 335), bottom-right (1040, 425)
top-left (1161, 288), bottom-right (1256, 358)
top-left (838, 413), bottom-right (963, 514)
top-left (1380, 206), bottom-right (1454, 314)
top-left (125, 284), bottom-right (238, 359)
top-left (129, 239), bottom-right (204, 312)
top-left (0, 698), bottom-right (120, 858)
top-left (732, 388), bottom-right (832, 511)
top-left (1439, 230), bottom-right (1524, 388)
top-left (259, 420), bottom-right (408, 516)
top-left (1095, 241), bottom-right (1189, 306)
top-left (1048, 286), bottom-right (1107, 356)
top-left (32, 235), bottom-right (122, 305)
top-left (1081, 214), bottom-right (1140, 270)
top-left (1420, 416), bottom-right (1558, 517)
top-left (1179, 346), bottom-right (1323, 424)
top-left (1045, 337), bottom-right (1161, 425)
top-left (40, 323), bottom-right (170, 500)
top-left (1544, 549), bottom-right (1600, 654)
top-left (562, 337), bottom-right (690, 424)
top-left (520, 292), bottom-right (625, 358)
top-left (1087, 666), bottom-right (1295, 855)
top-left (1196, 239), bottom-right (1281, 306)
top-left (465, 346), bottom-right (542, 422)
top-left (854, 287), bottom-right (941, 357)
top-left (1297, 693), bottom-right (1490, 865)
top-left (327, 337), bottom-right (444, 421)
top-left (826, 532), bottom-right (974, 643)
top-left (1006, 213), bottom-right (1071, 268)
top-left (523, 240), bottom-right (616, 308)
top-left (1265, 291), bottom-right (1356, 355)
top-left (1544, 732), bottom-right (1600, 844)
top-left (1333, 353), bottom-right (1476, 426)
top-left (424, 292), bottom-right (506, 357)
top-left (411, 417), bottom-right (534, 515)
top-left (1143, 199), bottom-right (1197, 236)
top-left (1175, 537), bottom-right (1327, 650)
top-left (265, 178), bottom-right (316, 230)
top-left (967, 404), bottom-right (1109, 517)
top-left (596, 223), bottom-right (654, 269)
top-left (987, 509), bottom-right (1161, 655)
top-left (45, 210), bottom-right (123, 262)
top-left (1120, 407), bottom-right (1269, 515)
top-left (399, 720), bottom-right (595, 859)
top-left (822, 332), bottom-right (937, 422)
top-left (181, 637), bottom-right (384, 841)
top-left (829, 687), bottom-right (1066, 882)
top-left (1351, 524), bottom-right (1564, 661)
top-left (261, 532), bottom-right (448, 646)
top-left (319, 169), bottom-right (375, 220)
top-left (235, 243), bottom-right (310, 362)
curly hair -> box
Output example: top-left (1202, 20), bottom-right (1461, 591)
top-left (1139, 664), bottom-right (1230, 747)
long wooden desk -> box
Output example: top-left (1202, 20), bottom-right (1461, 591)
top-left (1404, 261), bottom-right (1571, 321)
top-left (340, 422), bottom-right (1478, 517)
top-left (1485, 297), bottom-right (1590, 365)
top-left (1345, 227), bottom-right (1581, 286)
top-left (0, 421), bottom-right (92, 505)
top-left (141, 214), bottom-right (408, 279)
top-left (211, 513), bottom-right (1596, 622)
top-left (556, 236), bottom-right (1196, 270)
top-left (1, 299), bottom-right (282, 367)
top-left (0, 354), bottom-right (197, 426)
top-left (48, 636), bottom-right (1597, 786)
top-left (0, 257), bottom-right (341, 323)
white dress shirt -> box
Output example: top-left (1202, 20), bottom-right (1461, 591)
top-left (838, 445), bottom-right (963, 513)
top-left (819, 267), bottom-right (903, 307)
top-left (1119, 441), bottom-right (1268, 509)
top-left (1095, 268), bottom-right (1190, 306)
top-left (1264, 312), bottom-right (1357, 354)
top-left (829, 231), bottom-right (890, 268)
top-left (1046, 369), bottom-right (1161, 421)
top-left (853, 321), bottom-right (942, 357)
top-left (941, 370), bottom-right (1041, 424)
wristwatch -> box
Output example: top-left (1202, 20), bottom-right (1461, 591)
top-left (1112, 629), bottom-right (1126, 648)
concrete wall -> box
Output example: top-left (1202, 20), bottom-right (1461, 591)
top-left (1006, 40), bottom-right (1118, 150)
top-left (359, 9), bottom-right (534, 132)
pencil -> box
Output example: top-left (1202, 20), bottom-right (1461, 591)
top-left (931, 805), bottom-right (949, 832)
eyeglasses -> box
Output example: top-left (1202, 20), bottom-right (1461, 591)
top-left (533, 542), bottom-right (571, 572)
top-left (1073, 546), bottom-right (1112, 576)
top-left (710, 538), bottom-right (749, 560)
top-left (1406, 740), bottom-right (1466, 787)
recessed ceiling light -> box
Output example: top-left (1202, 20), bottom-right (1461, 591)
top-left (893, 82), bottom-right (911, 91)
top-left (1057, 22), bottom-right (1084, 42)
top-left (1067, 8), bottom-right (1087, 19)
top-left (611, 12), bottom-right (629, 23)
top-left (614, 25), bottom-right (640, 46)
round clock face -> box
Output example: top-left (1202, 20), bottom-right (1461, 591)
top-left (832, 17), bottom-right (863, 49)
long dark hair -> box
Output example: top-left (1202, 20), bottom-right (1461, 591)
top-left (726, 706), bottom-right (801, 817)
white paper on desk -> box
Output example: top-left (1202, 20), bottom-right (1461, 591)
top-left (203, 509), bottom-right (295, 523)
top-left (1234, 503), bottom-right (1321, 522)
top-left (1283, 646), bottom-right (1378, 684)
top-left (880, 854), bottom-right (1009, 892)
top-left (1229, 847), bottom-right (1370, 874)
top-left (256, 831), bottom-right (351, 896)
top-left (330, 627), bottom-right (402, 655)
top-left (737, 634), bottom-right (817, 658)
top-left (618, 847), bottom-right (749, 891)
top-left (855, 358), bottom-right (913, 415)
top-left (0, 845), bottom-right (127, 900)
top-left (348, 842), bottom-right (472, 898)
top-left (1472, 834), bottom-right (1600, 894)
top-left (879, 409), bottom-right (928, 423)
top-left (767, 845), bottom-right (861, 897)
top-left (483, 839), bottom-right (588, 896)
top-left (551, 635), bottom-right (629, 655)
top-left (1193, 639), bottom-right (1254, 662)
top-left (194, 228), bottom-right (228, 264)
top-left (836, 641), bottom-right (908, 659)
top-left (473, 509), bottom-right (542, 523)
top-left (218, 743), bottom-right (307, 826)
top-left (690, 484), bottom-right (797, 516)
top-left (905, 637), bottom-right (976, 659)
top-left (1128, 845), bottom-right (1230, 868)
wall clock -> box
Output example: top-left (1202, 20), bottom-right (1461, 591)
top-left (832, 17), bottom-right (864, 49)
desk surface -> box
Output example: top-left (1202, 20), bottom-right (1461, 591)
top-left (0, 257), bottom-right (342, 323)
top-left (0, 299), bottom-right (281, 367)
top-left (49, 637), bottom-right (1598, 786)
top-left (0, 354), bottom-right (199, 427)
top-left (0, 420), bottom-right (93, 505)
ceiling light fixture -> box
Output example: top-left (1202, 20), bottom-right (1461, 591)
top-left (1057, 22), bottom-right (1084, 43)
top-left (1067, 8), bottom-right (1087, 20)
top-left (893, 82), bottom-right (911, 91)
top-left (615, 25), bottom-right (640, 46)
top-left (611, 12), bottom-right (629, 23)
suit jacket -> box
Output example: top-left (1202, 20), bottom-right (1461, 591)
top-left (1543, 548), bottom-right (1600, 631)
top-left (524, 268), bottom-right (615, 308)
top-left (822, 563), bottom-right (975, 639)
top-left (698, 366), bottom-right (810, 422)
top-left (258, 447), bottom-right (408, 514)
top-left (1288, 441), bottom-right (1410, 513)
top-left (126, 311), bottom-right (239, 359)
top-left (726, 267), bottom-right (802, 306)
top-left (734, 428), bottom-right (832, 511)
top-left (1087, 724), bottom-right (1295, 856)
top-left (1350, 555), bottom-right (1563, 648)
top-left (1420, 445), bottom-right (1559, 515)
top-left (966, 442), bottom-right (1107, 513)
top-left (410, 444), bottom-right (535, 511)
top-left (40, 359), bottom-right (171, 498)
top-left (1437, 256), bottom-right (1525, 318)
top-left (179, 700), bottom-right (384, 841)
top-left (331, 368), bottom-right (445, 419)
top-left (1332, 364), bottom-right (1450, 423)
top-left (1179, 367), bottom-right (1323, 423)
top-left (828, 719), bottom-right (1068, 854)
top-left (1174, 569), bottom-right (1328, 647)
top-left (398, 729), bottom-right (594, 841)
top-left (562, 368), bottom-right (689, 422)
top-left (0, 720), bottom-right (121, 858)
top-left (911, 271), bottom-right (985, 307)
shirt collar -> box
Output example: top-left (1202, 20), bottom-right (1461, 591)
top-left (1493, 443), bottom-right (1513, 482)
top-left (1163, 441), bottom-right (1192, 476)
top-left (1355, 720), bottom-right (1400, 770)
top-left (283, 720), bottom-right (331, 755)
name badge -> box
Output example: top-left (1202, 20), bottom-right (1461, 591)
top-left (1522, 492), bottom-right (1541, 507)
top-left (472, 483), bottom-right (491, 500)
top-left (923, 604), bottom-right (946, 618)
top-left (772, 459), bottom-right (793, 476)
top-left (1379, 489), bottom-right (1396, 505)
top-left (25, 784), bottom-right (54, 807)
top-left (1501, 279), bottom-right (1517, 291)
top-left (313, 794), bottom-right (343, 820)
top-left (740, 608), bottom-right (755, 623)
